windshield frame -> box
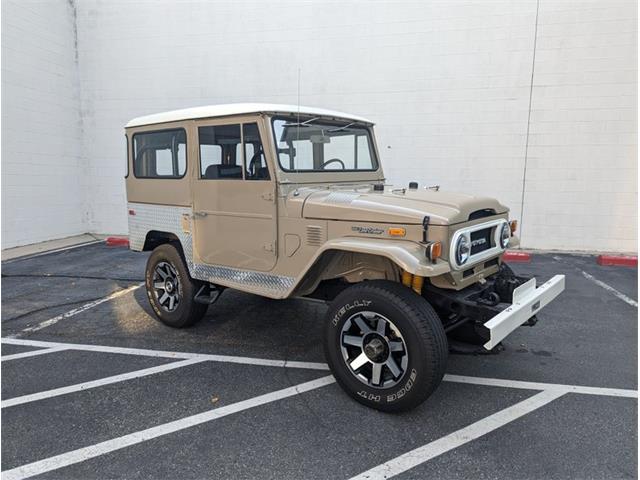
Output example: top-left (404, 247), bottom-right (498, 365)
top-left (270, 115), bottom-right (380, 174)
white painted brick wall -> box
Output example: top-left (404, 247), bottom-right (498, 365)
top-left (3, 0), bottom-right (637, 252)
top-left (524, 0), bottom-right (637, 251)
top-left (1, 0), bottom-right (84, 249)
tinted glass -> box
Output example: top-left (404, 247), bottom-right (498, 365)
top-left (198, 124), bottom-right (242, 179)
top-left (133, 129), bottom-right (187, 178)
top-left (243, 123), bottom-right (269, 180)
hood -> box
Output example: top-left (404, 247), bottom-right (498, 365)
top-left (301, 187), bottom-right (508, 225)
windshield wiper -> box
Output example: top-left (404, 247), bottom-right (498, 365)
top-left (282, 117), bottom-right (319, 127)
top-left (328, 122), bottom-right (355, 132)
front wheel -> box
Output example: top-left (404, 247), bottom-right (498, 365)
top-left (324, 280), bottom-right (448, 412)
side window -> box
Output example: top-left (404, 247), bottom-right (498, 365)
top-left (133, 129), bottom-right (187, 178)
top-left (243, 123), bottom-right (269, 180)
top-left (125, 135), bottom-right (129, 178)
top-left (201, 144), bottom-right (222, 173)
top-left (199, 124), bottom-right (242, 179)
top-left (236, 143), bottom-right (253, 165)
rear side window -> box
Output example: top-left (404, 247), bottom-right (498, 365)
top-left (125, 135), bottom-right (129, 178)
top-left (133, 129), bottom-right (187, 178)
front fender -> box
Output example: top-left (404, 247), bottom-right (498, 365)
top-left (305, 238), bottom-right (451, 278)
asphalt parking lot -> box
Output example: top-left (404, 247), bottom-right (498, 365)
top-left (1, 242), bottom-right (637, 479)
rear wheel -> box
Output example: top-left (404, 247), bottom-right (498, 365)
top-left (145, 243), bottom-right (208, 328)
top-left (324, 280), bottom-right (448, 412)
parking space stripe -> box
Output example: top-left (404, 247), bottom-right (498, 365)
top-left (443, 374), bottom-right (638, 398)
top-left (16, 284), bottom-right (143, 335)
top-left (580, 270), bottom-right (638, 308)
top-left (1, 347), bottom-right (68, 362)
top-left (1, 358), bottom-right (205, 408)
top-left (1, 337), bottom-right (330, 370)
top-left (3, 338), bottom-right (637, 398)
top-left (1, 375), bottom-right (336, 480)
top-left (349, 390), bottom-right (566, 480)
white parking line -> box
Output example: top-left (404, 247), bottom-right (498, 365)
top-left (16, 284), bottom-right (143, 335)
top-left (3, 338), bottom-right (637, 398)
top-left (1, 337), bottom-right (330, 371)
top-left (1, 375), bottom-right (336, 480)
top-left (1, 347), bottom-right (68, 362)
top-left (444, 374), bottom-right (638, 398)
top-left (349, 390), bottom-right (566, 480)
top-left (581, 270), bottom-right (638, 308)
top-left (1, 358), bottom-right (205, 408)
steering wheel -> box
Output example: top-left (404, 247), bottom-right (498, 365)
top-left (248, 151), bottom-right (263, 177)
top-left (321, 158), bottom-right (346, 169)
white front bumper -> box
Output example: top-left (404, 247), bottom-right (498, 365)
top-left (483, 275), bottom-right (566, 350)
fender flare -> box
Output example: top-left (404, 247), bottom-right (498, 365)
top-left (291, 237), bottom-right (451, 294)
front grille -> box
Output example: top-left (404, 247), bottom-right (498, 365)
top-left (470, 228), bottom-right (492, 255)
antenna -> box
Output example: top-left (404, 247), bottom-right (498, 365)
top-left (296, 67), bottom-right (300, 172)
top-left (296, 67), bottom-right (301, 142)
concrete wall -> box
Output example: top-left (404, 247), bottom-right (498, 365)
top-left (1, 0), bottom-right (85, 248)
top-left (3, 0), bottom-right (637, 252)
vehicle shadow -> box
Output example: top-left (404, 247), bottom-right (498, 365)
top-left (132, 286), bottom-right (326, 361)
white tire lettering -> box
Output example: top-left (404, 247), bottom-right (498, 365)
top-left (387, 369), bottom-right (418, 403)
top-left (332, 299), bottom-right (372, 326)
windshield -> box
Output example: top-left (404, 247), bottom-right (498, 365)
top-left (272, 116), bottom-right (378, 172)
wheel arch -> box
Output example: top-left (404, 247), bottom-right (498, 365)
top-left (290, 238), bottom-right (450, 298)
top-left (142, 230), bottom-right (184, 254)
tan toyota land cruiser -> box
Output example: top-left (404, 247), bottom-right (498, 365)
top-left (125, 103), bottom-right (565, 412)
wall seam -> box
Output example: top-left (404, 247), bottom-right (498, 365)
top-left (66, 0), bottom-right (88, 235)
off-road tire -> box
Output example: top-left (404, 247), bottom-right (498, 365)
top-left (145, 243), bottom-right (208, 328)
top-left (324, 280), bottom-right (448, 412)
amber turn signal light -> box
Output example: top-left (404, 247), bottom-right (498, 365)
top-left (426, 241), bottom-right (442, 262)
top-left (509, 220), bottom-right (518, 235)
top-left (388, 227), bottom-right (406, 237)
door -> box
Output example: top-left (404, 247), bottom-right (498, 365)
top-left (191, 119), bottom-right (277, 272)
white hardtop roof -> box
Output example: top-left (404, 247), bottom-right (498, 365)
top-left (126, 103), bottom-right (374, 128)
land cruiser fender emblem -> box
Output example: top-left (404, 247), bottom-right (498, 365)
top-left (352, 226), bottom-right (384, 235)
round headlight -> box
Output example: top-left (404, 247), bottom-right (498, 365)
top-left (500, 223), bottom-right (510, 249)
top-left (455, 235), bottom-right (470, 265)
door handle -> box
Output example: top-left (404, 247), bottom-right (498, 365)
top-left (192, 211), bottom-right (208, 218)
